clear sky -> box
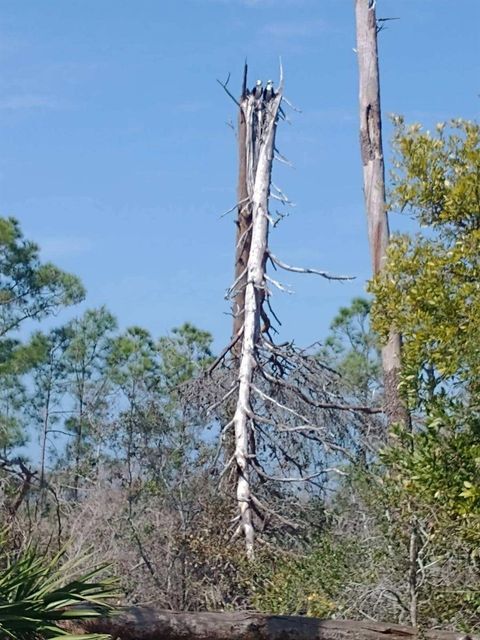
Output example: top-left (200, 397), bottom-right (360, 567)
top-left (0, 0), bottom-right (479, 350)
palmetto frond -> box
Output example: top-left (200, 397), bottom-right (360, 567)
top-left (0, 534), bottom-right (118, 640)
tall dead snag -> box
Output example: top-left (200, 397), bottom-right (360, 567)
top-left (355, 0), bottom-right (407, 427)
top-left (193, 66), bottom-right (382, 559)
top-left (355, 2), bottom-right (418, 626)
top-left (231, 72), bottom-right (284, 558)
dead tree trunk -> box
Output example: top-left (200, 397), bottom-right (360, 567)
top-left (355, 2), bottom-right (417, 626)
top-left (355, 0), bottom-right (407, 428)
top-left (231, 76), bottom-right (284, 558)
top-left (203, 65), bottom-right (373, 558)
top-left (69, 608), bottom-right (476, 640)
top-left (216, 65), bottom-right (253, 471)
top-left (232, 63), bottom-right (251, 357)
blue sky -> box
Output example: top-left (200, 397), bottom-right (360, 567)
top-left (0, 0), bottom-right (478, 350)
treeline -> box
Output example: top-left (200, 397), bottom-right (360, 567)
top-left (1, 119), bottom-right (479, 630)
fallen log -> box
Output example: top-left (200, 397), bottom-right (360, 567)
top-left (68, 607), bottom-right (473, 640)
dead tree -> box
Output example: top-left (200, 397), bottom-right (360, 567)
top-left (355, 0), bottom-right (408, 428)
top-left (355, 1), bottom-right (418, 626)
top-left (197, 66), bottom-right (383, 558)
top-left (230, 68), bottom-right (284, 558)
top-left (69, 607), bottom-right (476, 640)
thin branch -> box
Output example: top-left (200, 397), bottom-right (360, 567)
top-left (250, 494), bottom-right (300, 530)
top-left (225, 268), bottom-right (248, 299)
top-left (270, 193), bottom-right (294, 206)
top-left (268, 251), bottom-right (355, 281)
top-left (220, 197), bottom-right (250, 219)
top-left (274, 150), bottom-right (294, 168)
top-left (271, 182), bottom-right (290, 200)
top-left (127, 515), bottom-right (164, 591)
top-left (236, 222), bottom-right (253, 250)
top-left (218, 454), bottom-right (236, 482)
top-left (278, 57), bottom-right (285, 93)
top-left (281, 95), bottom-right (302, 113)
top-left (251, 384), bottom-right (313, 423)
top-left (265, 298), bottom-right (282, 327)
top-left (211, 431), bottom-right (235, 475)
top-left (216, 73), bottom-right (241, 107)
top-left (241, 59), bottom-right (248, 99)
top-left (265, 274), bottom-right (293, 294)
top-left (260, 366), bottom-right (383, 414)
top-left (206, 383), bottom-right (239, 414)
top-left (253, 463), bottom-right (347, 483)
top-left (208, 328), bottom-right (244, 374)
top-left (376, 16), bottom-right (400, 34)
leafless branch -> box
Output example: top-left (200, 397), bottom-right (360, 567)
top-left (220, 197), bottom-right (250, 219)
top-left (208, 329), bottom-right (244, 374)
top-left (253, 463), bottom-right (347, 483)
top-left (281, 95), bottom-right (302, 113)
top-left (268, 251), bottom-right (354, 281)
top-left (264, 274), bottom-right (293, 294)
top-left (225, 269), bottom-right (248, 299)
top-left (216, 73), bottom-right (241, 107)
top-left (206, 383), bottom-right (239, 414)
top-left (274, 149), bottom-right (294, 167)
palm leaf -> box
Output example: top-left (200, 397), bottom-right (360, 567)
top-left (0, 532), bottom-right (119, 640)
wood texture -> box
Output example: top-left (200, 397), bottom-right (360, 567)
top-left (232, 83), bottom-right (283, 556)
top-left (232, 63), bottom-right (251, 355)
top-left (69, 608), bottom-right (474, 640)
top-left (355, 0), bottom-right (407, 427)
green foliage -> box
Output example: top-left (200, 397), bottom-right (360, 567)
top-left (0, 217), bottom-right (85, 452)
top-left (366, 118), bottom-right (480, 628)
top-left (108, 327), bottom-right (159, 396)
top-left (107, 322), bottom-right (213, 456)
top-left (157, 323), bottom-right (213, 389)
top-left (2, 155), bottom-right (478, 626)
top-left (388, 117), bottom-right (480, 235)
top-left (64, 308), bottom-right (117, 378)
top-left (0, 217), bottom-right (85, 337)
top-left (333, 462), bottom-right (480, 628)
top-left (246, 536), bottom-right (361, 617)
top-left (370, 119), bottom-right (480, 405)
top-left (0, 533), bottom-right (117, 640)
top-left (382, 410), bottom-right (480, 549)
top-left (370, 116), bottom-right (480, 517)
top-left (63, 307), bottom-right (117, 463)
top-left (319, 297), bottom-right (381, 399)
top-left (0, 334), bottom-right (52, 450)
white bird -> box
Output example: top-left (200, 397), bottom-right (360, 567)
top-left (264, 80), bottom-right (274, 101)
top-left (252, 80), bottom-right (263, 99)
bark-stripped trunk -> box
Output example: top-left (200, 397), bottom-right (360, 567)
top-left (69, 608), bottom-right (474, 640)
top-left (232, 78), bottom-right (283, 558)
top-left (355, 2), bottom-right (417, 626)
top-left (221, 67), bottom-right (252, 469)
top-left (355, 0), bottom-right (407, 428)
